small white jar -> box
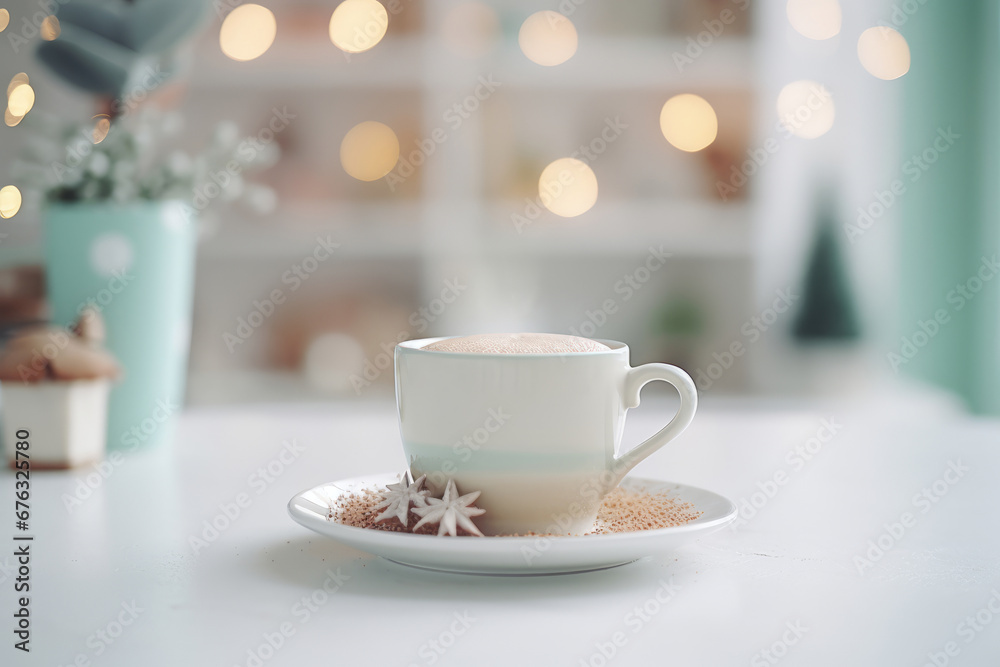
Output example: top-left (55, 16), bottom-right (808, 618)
top-left (2, 378), bottom-right (112, 469)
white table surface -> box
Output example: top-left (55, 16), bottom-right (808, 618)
top-left (5, 394), bottom-right (1000, 666)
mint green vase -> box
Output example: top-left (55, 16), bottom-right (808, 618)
top-left (44, 201), bottom-right (196, 449)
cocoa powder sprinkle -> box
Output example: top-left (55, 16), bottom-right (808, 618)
top-left (588, 487), bottom-right (703, 534)
top-left (331, 485), bottom-right (702, 536)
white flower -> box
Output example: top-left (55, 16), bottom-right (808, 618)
top-left (167, 152), bottom-right (193, 176)
top-left (252, 142), bottom-right (280, 169)
top-left (373, 473), bottom-right (430, 527)
top-left (60, 167), bottom-right (83, 188)
top-left (87, 152), bottom-right (111, 177)
top-left (161, 112), bottom-right (183, 136)
top-left (412, 479), bottom-right (486, 537)
top-left (222, 172), bottom-right (243, 201)
top-left (245, 185), bottom-right (277, 214)
top-left (212, 121), bottom-right (240, 149)
top-left (112, 161), bottom-right (134, 181)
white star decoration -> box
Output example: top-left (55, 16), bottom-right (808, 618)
top-left (373, 473), bottom-right (430, 527)
top-left (412, 479), bottom-right (486, 537)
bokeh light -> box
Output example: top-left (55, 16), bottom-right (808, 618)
top-left (857, 27), bottom-right (911, 80)
top-left (518, 11), bottom-right (578, 66)
top-left (659, 94), bottom-right (718, 152)
top-left (329, 0), bottom-right (388, 54)
top-left (92, 115), bottom-right (111, 144)
top-left (776, 80), bottom-right (835, 139)
top-left (7, 72), bottom-right (27, 97)
top-left (538, 158), bottom-right (598, 217)
top-left (786, 0), bottom-right (841, 40)
top-left (40, 14), bottom-right (60, 40)
top-left (4, 108), bottom-right (22, 127)
top-left (219, 4), bottom-right (276, 62)
top-left (340, 121), bottom-right (399, 181)
top-left (442, 2), bottom-right (499, 59)
top-left (0, 9), bottom-right (9, 33)
top-left (0, 185), bottom-right (22, 219)
top-left (7, 83), bottom-right (35, 117)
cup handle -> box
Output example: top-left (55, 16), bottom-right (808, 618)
top-left (612, 363), bottom-right (698, 484)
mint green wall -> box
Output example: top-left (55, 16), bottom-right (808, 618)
top-left (973, 2), bottom-right (1000, 414)
top-left (900, 0), bottom-right (1000, 413)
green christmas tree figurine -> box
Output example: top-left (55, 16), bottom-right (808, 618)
top-left (792, 207), bottom-right (861, 342)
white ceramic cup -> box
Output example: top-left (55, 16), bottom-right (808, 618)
top-left (395, 337), bottom-right (697, 535)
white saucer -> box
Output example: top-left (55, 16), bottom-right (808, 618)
top-left (287, 473), bottom-right (737, 575)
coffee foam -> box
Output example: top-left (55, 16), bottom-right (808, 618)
top-left (422, 333), bottom-right (611, 355)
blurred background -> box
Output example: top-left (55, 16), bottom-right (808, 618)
top-left (0, 0), bottom-right (996, 419)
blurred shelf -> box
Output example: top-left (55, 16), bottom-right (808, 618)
top-left (487, 198), bottom-right (752, 258)
top-left (189, 36), bottom-right (754, 91)
top-left (198, 198), bottom-right (750, 261)
top-left (188, 36), bottom-right (427, 90)
top-left (187, 369), bottom-right (395, 406)
top-left (456, 37), bottom-right (755, 91)
top-left (184, 9), bottom-right (762, 396)
top-left (198, 201), bottom-right (424, 260)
